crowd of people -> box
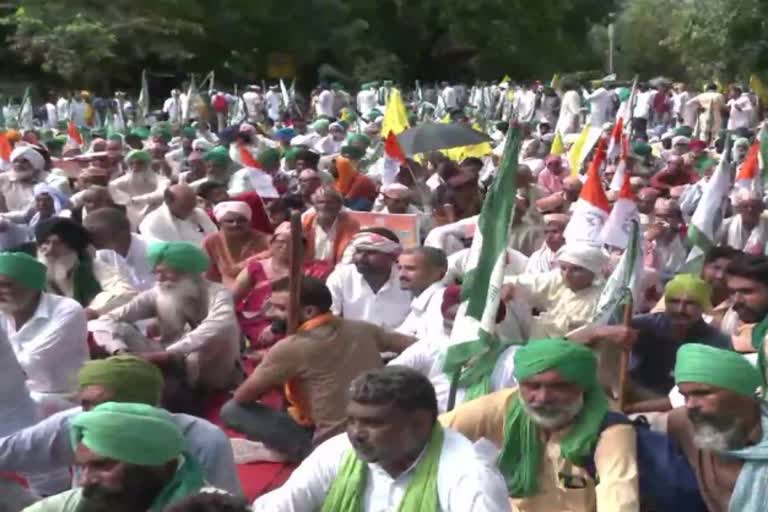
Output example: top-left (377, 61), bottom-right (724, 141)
top-left (0, 75), bottom-right (767, 512)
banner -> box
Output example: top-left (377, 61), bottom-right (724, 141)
top-left (346, 211), bottom-right (420, 249)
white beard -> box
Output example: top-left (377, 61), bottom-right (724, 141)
top-left (155, 277), bottom-right (206, 333)
top-left (521, 394), bottom-right (584, 430)
top-left (37, 250), bottom-right (79, 297)
top-left (128, 171), bottom-right (155, 189)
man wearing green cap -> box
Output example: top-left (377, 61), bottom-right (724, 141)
top-left (441, 338), bottom-right (639, 512)
top-left (228, 147), bottom-right (280, 199)
top-left (24, 402), bottom-right (210, 511)
top-left (668, 343), bottom-right (766, 512)
top-left (194, 146), bottom-right (232, 190)
top-left (0, 251), bottom-right (89, 411)
top-left (109, 148), bottom-right (170, 229)
top-left (0, 355), bottom-right (241, 495)
top-left (92, 241), bottom-right (241, 413)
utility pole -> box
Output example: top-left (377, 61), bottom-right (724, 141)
top-left (608, 12), bottom-right (616, 75)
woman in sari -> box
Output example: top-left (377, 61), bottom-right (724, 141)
top-left (202, 201), bottom-right (270, 288)
top-left (332, 156), bottom-right (377, 211)
top-left (232, 222), bottom-right (333, 351)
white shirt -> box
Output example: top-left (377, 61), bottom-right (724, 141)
top-left (391, 336), bottom-right (519, 413)
top-left (396, 283), bottom-right (446, 341)
top-left (55, 98), bottom-right (69, 122)
top-left (514, 89), bottom-right (537, 123)
top-left (727, 94), bottom-right (753, 130)
top-left (44, 103), bottom-right (58, 129)
top-left (0, 325), bottom-right (37, 436)
top-left (124, 233), bottom-right (154, 290)
top-left (242, 91), bottom-right (264, 122)
top-left (586, 87), bottom-right (614, 127)
top-left (139, 204), bottom-right (218, 245)
top-left (265, 90), bottom-right (282, 120)
top-left (316, 90), bottom-right (335, 118)
top-left (163, 96), bottom-right (183, 123)
top-left (632, 90), bottom-right (654, 119)
top-left (253, 429), bottom-right (511, 512)
top-left (326, 263), bottom-right (412, 329)
top-left (357, 89), bottom-right (377, 117)
top-left (313, 220), bottom-right (337, 261)
top-left (442, 86), bottom-right (458, 110)
top-left (69, 100), bottom-right (87, 127)
top-left (2, 293), bottom-right (88, 396)
top-left (228, 167), bottom-right (279, 198)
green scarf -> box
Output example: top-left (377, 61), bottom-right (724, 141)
top-left (498, 391), bottom-right (608, 497)
top-left (751, 314), bottom-right (768, 389)
top-left (320, 425), bottom-right (444, 512)
top-left (150, 455), bottom-right (206, 511)
top-left (73, 259), bottom-right (102, 307)
top-left (442, 335), bottom-right (511, 404)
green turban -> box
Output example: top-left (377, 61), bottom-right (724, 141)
top-left (130, 127), bottom-right (151, 140)
top-left (631, 141), bottom-right (651, 158)
top-left (312, 119), bottom-right (330, 132)
top-left (0, 252), bottom-right (47, 290)
top-left (147, 242), bottom-right (209, 274)
top-left (91, 128), bottom-right (106, 139)
top-left (46, 136), bottom-right (67, 149)
top-left (125, 149), bottom-right (152, 164)
top-left (71, 402), bottom-right (184, 465)
top-left (347, 133), bottom-right (371, 147)
top-left (502, 339), bottom-right (607, 497)
top-left (78, 355), bottom-right (164, 405)
top-left (367, 108), bottom-right (383, 120)
top-left (151, 123), bottom-right (172, 142)
top-left (204, 146), bottom-right (230, 165)
top-left (675, 343), bottom-right (761, 398)
top-left (664, 274), bottom-right (712, 310)
top-left (56, 120), bottom-right (68, 131)
top-left (181, 126), bottom-right (197, 139)
top-left (283, 147), bottom-right (301, 162)
top-left (257, 148), bottom-right (281, 167)
top-left (108, 133), bottom-right (123, 142)
top-left (340, 145), bottom-right (365, 160)
top-left (674, 125), bottom-right (694, 138)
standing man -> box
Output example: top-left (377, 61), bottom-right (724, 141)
top-left (726, 85), bottom-right (754, 131)
top-left (441, 81), bottom-right (458, 112)
top-left (264, 85), bottom-right (282, 122)
top-left (556, 82), bottom-right (583, 135)
top-left (242, 85), bottom-right (264, 124)
top-left (356, 82), bottom-right (378, 119)
top-left (315, 83), bottom-right (335, 119)
top-left (163, 89), bottom-right (184, 124)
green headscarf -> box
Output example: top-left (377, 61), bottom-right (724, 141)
top-left (203, 146), bottom-right (230, 165)
top-left (257, 148), bottom-right (281, 167)
top-left (752, 316), bottom-right (768, 388)
top-left (71, 402), bottom-right (205, 511)
top-left (130, 127), bottom-right (151, 140)
top-left (340, 145), bottom-right (365, 160)
top-left (631, 141), bottom-right (651, 158)
top-left (147, 242), bottom-right (209, 274)
top-left (283, 147), bottom-right (301, 162)
top-left (347, 133), bottom-right (371, 147)
top-left (500, 339), bottom-right (607, 497)
top-left (664, 274), bottom-right (712, 310)
top-left (312, 119), bottom-right (330, 132)
top-left (78, 355), bottom-right (164, 405)
top-left (674, 125), bottom-right (694, 138)
top-left (0, 252), bottom-right (47, 290)
top-left (675, 343), bottom-right (761, 398)
top-left (125, 149), bottom-right (152, 164)
top-left (321, 425), bottom-right (444, 512)
top-left (181, 126), bottom-right (197, 139)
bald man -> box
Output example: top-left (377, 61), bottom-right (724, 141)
top-left (139, 184), bottom-right (218, 244)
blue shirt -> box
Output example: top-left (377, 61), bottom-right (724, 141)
top-left (629, 313), bottom-right (731, 396)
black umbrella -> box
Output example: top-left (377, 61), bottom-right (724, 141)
top-left (396, 123), bottom-right (491, 156)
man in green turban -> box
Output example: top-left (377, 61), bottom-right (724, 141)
top-left (253, 366), bottom-right (510, 511)
top-left (668, 343), bottom-right (767, 511)
top-left (441, 338), bottom-right (640, 511)
top-left (25, 403), bottom-right (207, 512)
top-left (92, 240), bottom-right (240, 415)
top-left (109, 145), bottom-right (171, 228)
top-left (0, 355), bottom-right (241, 494)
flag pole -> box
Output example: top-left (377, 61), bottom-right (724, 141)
top-left (286, 210), bottom-right (304, 335)
top-left (617, 294), bottom-right (634, 411)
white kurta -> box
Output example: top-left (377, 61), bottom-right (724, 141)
top-left (138, 204), bottom-right (218, 244)
top-left (253, 429), bottom-right (512, 512)
top-left (109, 172), bottom-right (169, 229)
top-left (396, 283), bottom-right (446, 341)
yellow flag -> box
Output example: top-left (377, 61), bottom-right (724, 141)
top-left (381, 88), bottom-right (409, 136)
top-left (500, 74), bottom-right (511, 85)
top-left (550, 130), bottom-right (565, 156)
top-left (750, 74), bottom-right (768, 106)
top-left (568, 125), bottom-right (591, 176)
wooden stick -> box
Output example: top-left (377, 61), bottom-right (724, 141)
top-left (286, 210), bottom-right (304, 335)
top-left (617, 295), bottom-right (634, 411)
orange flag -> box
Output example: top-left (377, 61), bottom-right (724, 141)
top-left (239, 144), bottom-right (260, 168)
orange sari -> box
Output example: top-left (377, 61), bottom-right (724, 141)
top-left (203, 231), bottom-right (269, 288)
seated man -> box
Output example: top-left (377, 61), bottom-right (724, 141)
top-left (0, 355), bottom-right (241, 495)
top-left (0, 252), bottom-right (88, 412)
top-left (25, 402), bottom-right (212, 511)
top-left (501, 244), bottom-right (606, 338)
top-left (717, 187), bottom-right (768, 254)
top-left (108, 149), bottom-right (169, 229)
top-left (524, 213), bottom-right (568, 274)
top-left (669, 344), bottom-right (765, 512)
top-left (83, 207), bottom-right (154, 290)
top-left (391, 284), bottom-right (519, 413)
top-left (91, 242), bottom-right (241, 413)
top-left (139, 184), bottom-right (218, 244)
top-left (301, 185), bottom-right (360, 266)
top-left (725, 253), bottom-right (768, 359)
top-left (222, 277), bottom-right (413, 462)
top-left (325, 231), bottom-right (412, 329)
top-left (253, 366), bottom-right (511, 511)
top-left (35, 217), bottom-right (138, 318)
top-left (441, 339), bottom-right (639, 511)
top-left (395, 247), bottom-right (448, 340)
top-left (644, 198), bottom-right (687, 280)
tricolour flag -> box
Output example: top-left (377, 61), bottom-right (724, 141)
top-left (380, 130), bottom-right (406, 187)
top-left (608, 133), bottom-right (629, 192)
top-left (443, 125), bottom-right (523, 403)
top-left (601, 173), bottom-right (638, 249)
top-left (606, 117), bottom-right (624, 161)
top-left (239, 144), bottom-right (260, 168)
top-left (735, 126), bottom-right (768, 194)
top-left (564, 139), bottom-right (610, 246)
top-left (0, 131), bottom-right (12, 171)
top-left (67, 121), bottom-right (83, 149)
top-left (380, 88), bottom-right (410, 137)
top-left (685, 136), bottom-right (732, 270)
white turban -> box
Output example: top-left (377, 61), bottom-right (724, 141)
top-left (732, 186), bottom-right (763, 205)
top-left (381, 183), bottom-right (411, 199)
top-left (213, 201), bottom-right (252, 222)
top-left (350, 232), bottom-right (402, 255)
top-left (10, 146), bottom-right (45, 171)
top-left (557, 244), bottom-right (607, 276)
top-left (329, 122), bottom-right (345, 132)
top-left (543, 213), bottom-right (569, 225)
top-left (671, 136), bottom-right (690, 147)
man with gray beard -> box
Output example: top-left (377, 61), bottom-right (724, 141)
top-left (91, 241), bottom-right (241, 414)
top-left (108, 149), bottom-right (169, 229)
top-left (669, 343), bottom-right (767, 512)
